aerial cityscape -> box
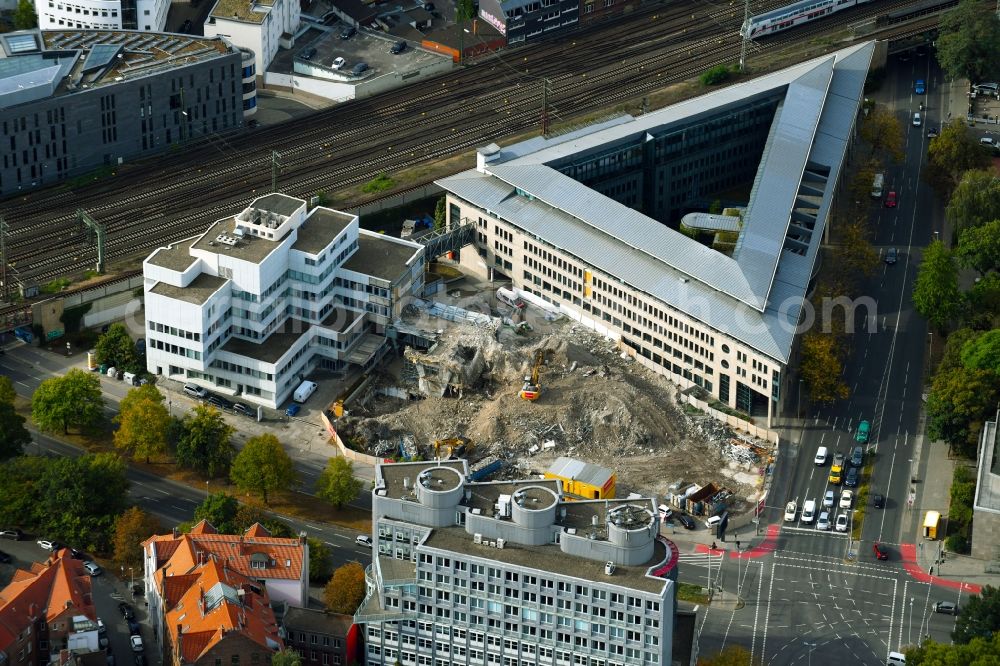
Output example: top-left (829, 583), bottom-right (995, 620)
top-left (0, 0), bottom-right (998, 664)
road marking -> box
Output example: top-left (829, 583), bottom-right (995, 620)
top-left (305, 524), bottom-right (321, 530)
top-left (171, 505), bottom-right (186, 511)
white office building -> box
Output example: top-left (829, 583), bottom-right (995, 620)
top-left (437, 43), bottom-right (876, 425)
top-left (142, 193), bottom-right (424, 408)
top-left (36, 0), bottom-right (168, 31)
top-left (356, 460), bottom-right (678, 666)
top-left (204, 0), bottom-right (300, 79)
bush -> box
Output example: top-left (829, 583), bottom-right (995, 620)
top-left (945, 534), bottom-right (969, 554)
top-left (361, 173), bottom-right (395, 194)
top-left (700, 64), bottom-right (731, 86)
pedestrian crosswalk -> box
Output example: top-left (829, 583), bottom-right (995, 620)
top-left (678, 552), bottom-right (724, 568)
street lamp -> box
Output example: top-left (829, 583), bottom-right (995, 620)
top-left (804, 641), bottom-right (817, 666)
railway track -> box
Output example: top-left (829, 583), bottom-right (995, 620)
top-left (1, 0), bottom-right (939, 286)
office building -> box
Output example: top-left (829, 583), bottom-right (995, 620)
top-left (356, 460), bottom-right (678, 665)
top-left (35, 0), bottom-right (169, 31)
top-left (972, 413), bottom-right (1000, 562)
top-left (142, 193), bottom-right (424, 408)
top-left (436, 43), bottom-right (876, 424)
top-left (204, 0), bottom-right (300, 78)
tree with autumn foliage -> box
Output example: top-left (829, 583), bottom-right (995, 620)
top-left (697, 645), bottom-right (752, 665)
top-left (323, 561), bottom-right (367, 614)
top-left (799, 332), bottom-right (849, 404)
top-left (860, 104), bottom-right (904, 163)
top-left (114, 384), bottom-right (170, 463)
top-left (926, 120), bottom-right (991, 198)
top-left (112, 507), bottom-right (162, 568)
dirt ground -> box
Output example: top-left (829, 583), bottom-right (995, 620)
top-left (336, 280), bottom-right (770, 512)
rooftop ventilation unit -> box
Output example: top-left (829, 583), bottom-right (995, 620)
top-left (473, 533), bottom-right (482, 544)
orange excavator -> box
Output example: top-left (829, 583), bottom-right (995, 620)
top-left (519, 349), bottom-right (549, 401)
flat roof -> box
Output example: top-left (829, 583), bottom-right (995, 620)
top-left (342, 231), bottom-right (420, 282)
top-left (291, 208), bottom-right (355, 255)
top-left (210, 0), bottom-right (275, 24)
top-left (379, 461), bottom-right (468, 499)
top-left (150, 273), bottom-right (228, 305)
top-left (191, 217), bottom-right (283, 265)
top-left (975, 420), bottom-right (1000, 513)
top-left (220, 318), bottom-right (311, 364)
top-left (320, 306), bottom-right (360, 333)
top-left (145, 238), bottom-right (199, 271)
top-left (547, 456), bottom-right (614, 488)
top-left (423, 526), bottom-right (669, 595)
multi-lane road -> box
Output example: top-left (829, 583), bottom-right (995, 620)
top-left (690, 50), bottom-right (967, 664)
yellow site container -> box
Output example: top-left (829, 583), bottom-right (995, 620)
top-left (544, 456), bottom-right (616, 500)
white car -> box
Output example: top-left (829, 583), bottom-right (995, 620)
top-left (332, 57), bottom-right (346, 70)
top-left (130, 635), bottom-right (143, 653)
top-left (355, 535), bottom-right (373, 547)
top-left (783, 501), bottom-right (797, 522)
top-left (83, 561), bottom-right (102, 576)
top-left (817, 511), bottom-right (831, 530)
top-left (839, 490), bottom-right (853, 509)
top-left (912, 112), bottom-right (922, 126)
top-left (835, 513), bottom-right (849, 532)
top-left (823, 490), bottom-right (835, 508)
top-left (814, 446), bottom-right (828, 465)
top-left (36, 539), bottom-right (55, 550)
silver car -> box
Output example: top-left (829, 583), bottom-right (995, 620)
top-left (816, 511), bottom-right (832, 530)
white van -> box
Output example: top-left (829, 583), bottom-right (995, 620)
top-left (496, 287), bottom-right (526, 309)
top-left (871, 172), bottom-right (884, 198)
top-left (802, 500), bottom-right (817, 524)
top-left (705, 515), bottom-right (722, 530)
top-left (887, 651), bottom-right (906, 665)
top-left (293, 380), bottom-right (318, 403)
top-left (123, 372), bottom-right (138, 386)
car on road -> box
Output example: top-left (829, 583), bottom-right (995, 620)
top-left (885, 191), bottom-right (897, 208)
top-left (332, 57), bottom-right (346, 70)
top-left (816, 511), bottom-right (831, 530)
top-left (0, 550), bottom-right (11, 563)
top-left (355, 535), bottom-right (373, 547)
top-left (119, 603), bottom-right (135, 621)
top-left (676, 514), bottom-right (696, 530)
top-left (339, 26), bottom-right (356, 39)
top-left (783, 501), bottom-right (797, 522)
top-left (828, 464), bottom-right (842, 485)
top-left (814, 446), bottom-right (828, 465)
top-left (833, 452), bottom-right (845, 467)
top-left (835, 513), bottom-right (849, 532)
top-left (0, 528), bottom-right (23, 540)
top-left (130, 635), bottom-right (143, 653)
top-left (850, 445), bottom-right (864, 467)
top-left (801, 500), bottom-right (817, 524)
top-left (845, 467), bottom-right (859, 488)
top-left (232, 402), bottom-right (253, 417)
top-left (134, 656), bottom-right (146, 666)
top-left (915, 79), bottom-right (925, 94)
top-left (933, 601), bottom-right (959, 615)
top-left (981, 136), bottom-right (995, 148)
top-left (885, 247), bottom-right (898, 264)
top-left (36, 539), bottom-right (58, 551)
top-left (127, 620), bottom-right (141, 636)
top-left (390, 40), bottom-right (407, 54)
top-left (873, 493), bottom-right (885, 509)
top-left (839, 490), bottom-right (853, 509)
top-left (83, 561), bottom-right (102, 576)
top-left (285, 403), bottom-right (301, 417)
top-left (873, 542), bottom-right (889, 560)
top-left (912, 112), bottom-right (922, 126)
top-left (855, 420), bottom-right (871, 443)
top-left (823, 490), bottom-right (835, 508)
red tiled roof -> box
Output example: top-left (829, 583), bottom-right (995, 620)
top-left (148, 525), bottom-right (305, 582)
top-left (189, 520), bottom-right (218, 535)
top-left (243, 523), bottom-right (270, 538)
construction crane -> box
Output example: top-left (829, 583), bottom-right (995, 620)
top-left (519, 349), bottom-right (549, 401)
top-left (433, 437), bottom-right (471, 459)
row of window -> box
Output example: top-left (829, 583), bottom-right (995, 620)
top-left (149, 320), bottom-right (201, 342)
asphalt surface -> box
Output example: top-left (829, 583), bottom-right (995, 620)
top-left (689, 51), bottom-right (965, 665)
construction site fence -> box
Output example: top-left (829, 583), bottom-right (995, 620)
top-left (678, 392), bottom-right (780, 445)
top-left (321, 411), bottom-right (384, 467)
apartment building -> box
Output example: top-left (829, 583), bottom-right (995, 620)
top-left (142, 193), bottom-right (424, 408)
top-left (0, 30), bottom-right (249, 198)
top-left (437, 43), bottom-right (876, 424)
top-left (356, 460), bottom-right (678, 666)
top-left (203, 0), bottom-right (300, 79)
top-left (281, 608), bottom-right (363, 666)
top-left (35, 0), bottom-right (168, 31)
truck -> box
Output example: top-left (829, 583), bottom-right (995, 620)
top-left (871, 173), bottom-right (884, 198)
top-left (293, 380), bottom-right (318, 403)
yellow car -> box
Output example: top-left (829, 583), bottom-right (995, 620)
top-left (829, 464), bottom-right (843, 485)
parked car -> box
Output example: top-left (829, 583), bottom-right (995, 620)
top-left (179, 19), bottom-right (192, 33)
top-left (232, 402), bottom-right (253, 417)
top-left (36, 539), bottom-right (57, 550)
top-left (119, 603), bottom-right (135, 621)
top-left (873, 493), bottom-right (885, 509)
top-left (301, 46), bottom-right (317, 60)
top-left (351, 62), bottom-right (369, 76)
top-left (873, 542), bottom-right (889, 560)
top-left (657, 504), bottom-right (673, 521)
top-left (933, 601), bottom-right (959, 615)
top-left (97, 620), bottom-right (107, 636)
top-left (885, 247), bottom-right (898, 265)
top-left (206, 394), bottom-right (232, 411)
top-left (783, 501), bottom-right (797, 522)
top-left (885, 191), bottom-right (897, 208)
top-left (0, 528), bottom-right (23, 540)
top-left (839, 490), bottom-right (853, 509)
top-left (129, 635), bottom-right (143, 653)
top-left (83, 561), bottom-right (102, 576)
top-left (183, 383), bottom-right (208, 399)
top-left (816, 511), bottom-right (831, 530)
top-left (69, 548), bottom-right (84, 560)
top-left (835, 513), bottom-right (849, 532)
top-left (332, 57), bottom-right (346, 70)
top-left (339, 26), bottom-right (357, 39)
top-left (927, 127), bottom-right (939, 138)
top-left (390, 40), bottom-right (407, 54)
top-left (285, 403), bottom-right (301, 417)
top-left (355, 535), bottom-right (373, 547)
top-left (0, 550), bottom-right (11, 564)
top-left (676, 514), bottom-right (696, 530)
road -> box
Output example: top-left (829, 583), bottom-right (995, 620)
top-left (688, 50), bottom-right (964, 664)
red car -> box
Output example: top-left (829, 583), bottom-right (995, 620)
top-left (873, 542), bottom-right (889, 561)
top-left (885, 191), bottom-right (897, 208)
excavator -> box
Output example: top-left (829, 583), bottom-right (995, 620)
top-left (519, 349), bottom-right (549, 401)
top-left (433, 437), bottom-right (472, 459)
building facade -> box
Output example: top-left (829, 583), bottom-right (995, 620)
top-left (972, 414), bottom-right (1000, 564)
top-left (142, 193), bottom-right (424, 408)
top-left (35, 0), bottom-right (169, 31)
top-left (437, 43), bottom-right (875, 423)
top-left (356, 460), bottom-right (678, 666)
top-left (0, 30), bottom-right (249, 198)
top-left (204, 0), bottom-right (300, 79)
top-left (281, 608), bottom-right (362, 666)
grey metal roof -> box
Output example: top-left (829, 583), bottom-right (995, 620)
top-left (547, 457), bottom-right (614, 489)
top-left (437, 42), bottom-right (875, 364)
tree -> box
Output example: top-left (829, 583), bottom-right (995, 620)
top-left (927, 120), bottom-right (992, 198)
top-left (967, 273), bottom-right (1000, 325)
top-left (941, 328), bottom-right (983, 372)
top-left (0, 375), bottom-right (16, 405)
top-left (947, 170), bottom-right (1000, 237)
top-left (700, 64), bottom-right (731, 86)
top-left (94, 323), bottom-right (139, 372)
top-left (13, 0), bottom-right (37, 29)
top-left (308, 538), bottom-right (333, 583)
top-left (114, 385), bottom-right (170, 463)
top-left (849, 159), bottom-right (881, 205)
top-left (832, 221), bottom-right (879, 291)
top-left (907, 633), bottom-right (1000, 664)
top-left (271, 650), bottom-right (302, 666)
top-left (956, 218), bottom-right (1000, 276)
top-left (0, 403), bottom-right (31, 460)
top-left (230, 434), bottom-right (296, 504)
top-left (927, 367), bottom-right (1000, 458)
top-left (912, 241), bottom-right (961, 331)
top-left (433, 196), bottom-right (447, 230)
top-left (455, 0), bottom-right (476, 21)
top-left (799, 332), bottom-right (849, 404)
top-left (32, 369), bottom-right (104, 434)
top-left (316, 457), bottom-right (363, 509)
top-left (112, 507), bottom-right (162, 568)
top-left (961, 329), bottom-right (1000, 375)
top-left (230, 503), bottom-right (295, 537)
top-left (936, 0), bottom-right (1000, 84)
top-left (194, 492), bottom-right (240, 533)
top-left (860, 105), bottom-right (904, 163)
top-left (949, 471), bottom-right (976, 527)
top-left (697, 645), bottom-right (752, 666)
top-left (174, 404), bottom-right (236, 478)
top-left (323, 562), bottom-right (366, 614)
top-left (952, 585), bottom-right (1000, 644)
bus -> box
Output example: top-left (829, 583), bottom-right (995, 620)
top-left (923, 510), bottom-right (940, 540)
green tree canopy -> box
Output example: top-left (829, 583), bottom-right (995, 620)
top-left (961, 329), bottom-right (1000, 374)
top-left (230, 434), bottom-right (296, 504)
top-left (953, 585), bottom-right (1000, 644)
top-left (913, 241), bottom-right (961, 331)
top-left (927, 121), bottom-right (992, 198)
top-left (0, 403), bottom-right (31, 461)
top-left (956, 218), bottom-right (1000, 276)
top-left (927, 366), bottom-right (1000, 458)
top-left (456, 0), bottom-right (476, 21)
top-left (95, 323), bottom-right (139, 372)
top-left (193, 492), bottom-right (240, 533)
top-left (174, 404), bottom-right (235, 478)
top-left (308, 538), bottom-right (333, 583)
top-left (907, 632), bottom-right (1000, 665)
top-left (32, 369), bottom-right (104, 434)
top-left (114, 384), bottom-right (170, 463)
top-left (0, 375), bottom-right (16, 405)
top-left (433, 196), bottom-right (447, 230)
top-left (271, 650), bottom-right (303, 666)
top-left (941, 328), bottom-right (983, 372)
top-left (947, 170), bottom-right (1000, 237)
top-left (936, 0), bottom-right (1000, 84)
top-left (13, 0), bottom-right (37, 30)
top-left (316, 456), bottom-right (363, 509)
top-left (967, 273), bottom-right (1000, 326)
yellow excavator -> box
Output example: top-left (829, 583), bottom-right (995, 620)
top-left (433, 437), bottom-right (472, 459)
top-left (519, 349), bottom-right (549, 401)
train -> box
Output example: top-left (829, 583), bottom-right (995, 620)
top-left (741, 0), bottom-right (876, 39)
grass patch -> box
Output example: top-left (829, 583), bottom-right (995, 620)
top-left (361, 173), bottom-right (395, 194)
top-left (63, 165), bottom-right (116, 190)
top-left (41, 277), bottom-right (72, 294)
top-left (676, 582), bottom-right (710, 604)
top-left (851, 461), bottom-right (876, 540)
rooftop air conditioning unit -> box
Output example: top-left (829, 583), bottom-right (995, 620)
top-left (471, 508), bottom-right (482, 515)
top-left (473, 533), bottom-right (482, 544)
top-left (496, 539), bottom-right (505, 549)
top-left (566, 528), bottom-right (577, 535)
